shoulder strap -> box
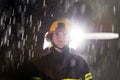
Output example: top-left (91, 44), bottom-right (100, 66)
top-left (54, 54), bottom-right (71, 76)
top-left (54, 48), bottom-right (76, 73)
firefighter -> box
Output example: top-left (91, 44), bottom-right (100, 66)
top-left (33, 18), bottom-right (93, 80)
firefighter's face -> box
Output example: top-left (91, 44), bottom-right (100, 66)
top-left (52, 29), bottom-right (68, 48)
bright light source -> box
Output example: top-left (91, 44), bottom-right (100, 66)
top-left (69, 23), bottom-right (87, 50)
top-left (69, 27), bottom-right (85, 41)
top-left (85, 33), bottom-right (119, 40)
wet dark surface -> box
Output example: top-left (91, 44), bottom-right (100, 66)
top-left (0, 0), bottom-right (120, 80)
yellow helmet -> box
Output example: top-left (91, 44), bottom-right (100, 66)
top-left (46, 18), bottom-right (70, 42)
top-left (48, 18), bottom-right (70, 33)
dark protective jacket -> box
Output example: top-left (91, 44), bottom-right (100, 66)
top-left (32, 46), bottom-right (93, 80)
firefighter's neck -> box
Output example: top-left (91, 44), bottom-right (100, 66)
top-left (54, 47), bottom-right (62, 53)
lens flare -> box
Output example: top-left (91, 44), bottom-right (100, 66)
top-left (69, 27), bottom-right (86, 50)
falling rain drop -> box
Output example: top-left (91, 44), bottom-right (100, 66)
top-left (35, 35), bottom-right (37, 47)
top-left (9, 17), bottom-right (12, 24)
top-left (30, 15), bottom-right (33, 22)
top-left (8, 26), bottom-right (11, 36)
top-left (33, 34), bottom-right (36, 40)
top-left (30, 15), bottom-right (33, 28)
top-left (35, 35), bottom-right (37, 42)
top-left (31, 51), bottom-right (34, 58)
top-left (81, 4), bottom-right (86, 15)
top-left (17, 63), bottom-right (20, 69)
top-left (10, 54), bottom-right (14, 63)
top-left (18, 26), bottom-right (24, 40)
top-left (65, 2), bottom-right (70, 13)
top-left (0, 16), bottom-right (3, 25)
top-left (51, 14), bottom-right (54, 17)
top-left (3, 34), bottom-right (7, 45)
top-left (75, 0), bottom-right (79, 2)
top-left (113, 5), bottom-right (116, 15)
top-left (37, 20), bottom-right (41, 31)
top-left (21, 12), bottom-right (25, 25)
top-left (31, 45), bottom-right (33, 50)
top-left (1, 40), bottom-right (3, 47)
top-left (29, 49), bottom-right (32, 60)
top-left (44, 10), bottom-right (46, 16)
top-left (112, 24), bottom-right (115, 32)
top-left (27, 0), bottom-right (29, 4)
top-left (18, 41), bottom-right (21, 49)
top-left (60, 0), bottom-right (63, 4)
top-left (23, 39), bottom-right (26, 46)
top-left (19, 5), bottom-right (22, 13)
top-left (43, 0), bottom-right (46, 7)
top-left (24, 5), bottom-right (27, 12)
top-left (7, 40), bottom-right (9, 47)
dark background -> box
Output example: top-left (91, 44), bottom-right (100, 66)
top-left (0, 0), bottom-right (120, 80)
